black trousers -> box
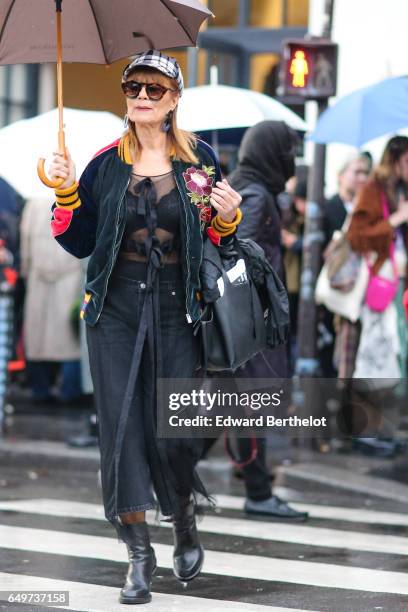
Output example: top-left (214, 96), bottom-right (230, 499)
top-left (202, 436), bottom-right (271, 501)
top-left (86, 261), bottom-right (202, 521)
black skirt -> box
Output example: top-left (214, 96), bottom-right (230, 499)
top-left (86, 259), bottom-right (207, 526)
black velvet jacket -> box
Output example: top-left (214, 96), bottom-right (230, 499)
top-left (53, 138), bottom-right (233, 325)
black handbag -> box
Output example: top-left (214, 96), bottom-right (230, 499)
top-left (196, 238), bottom-right (267, 372)
top-left (237, 238), bottom-right (289, 349)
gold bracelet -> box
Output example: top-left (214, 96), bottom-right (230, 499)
top-left (214, 208), bottom-right (243, 229)
top-left (211, 216), bottom-right (237, 236)
top-left (211, 224), bottom-right (237, 237)
top-left (55, 181), bottom-right (79, 197)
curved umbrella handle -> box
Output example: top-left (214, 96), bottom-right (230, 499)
top-left (37, 157), bottom-right (65, 189)
top-left (37, 124), bottom-right (66, 189)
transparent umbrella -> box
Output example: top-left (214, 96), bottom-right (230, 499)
top-left (0, 108), bottom-right (124, 199)
top-left (178, 82), bottom-right (307, 133)
top-left (177, 77), bottom-right (307, 150)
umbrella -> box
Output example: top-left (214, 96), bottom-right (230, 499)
top-left (309, 75), bottom-right (408, 147)
top-left (0, 108), bottom-right (124, 199)
top-left (178, 84), bottom-right (308, 133)
top-left (0, 0), bottom-right (211, 187)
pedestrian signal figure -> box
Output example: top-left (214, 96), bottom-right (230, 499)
top-left (48, 50), bottom-right (242, 605)
top-left (290, 50), bottom-right (309, 88)
top-left (314, 53), bottom-right (333, 91)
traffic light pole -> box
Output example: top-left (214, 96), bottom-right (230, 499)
top-left (295, 0), bottom-right (335, 377)
top-left (292, 2), bottom-right (335, 449)
top-left (295, 98), bottom-right (328, 377)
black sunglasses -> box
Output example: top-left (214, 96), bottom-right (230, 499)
top-left (121, 81), bottom-right (177, 101)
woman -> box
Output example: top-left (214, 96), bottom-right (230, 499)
top-left (348, 136), bottom-right (408, 377)
top-left (49, 50), bottom-right (242, 605)
top-left (281, 174), bottom-right (307, 373)
top-left (229, 120), bottom-right (297, 284)
top-left (325, 154), bottom-right (371, 380)
top-left (346, 137), bottom-right (408, 447)
top-left (20, 196), bottom-right (82, 403)
top-left (224, 121), bottom-right (307, 522)
top-left (229, 120), bottom-right (297, 376)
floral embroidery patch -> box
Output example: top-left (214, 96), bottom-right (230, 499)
top-left (182, 165), bottom-right (215, 223)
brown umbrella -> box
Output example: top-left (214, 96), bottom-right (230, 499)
top-left (0, 0), bottom-right (212, 187)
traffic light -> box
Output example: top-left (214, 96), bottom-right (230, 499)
top-left (280, 39), bottom-right (338, 99)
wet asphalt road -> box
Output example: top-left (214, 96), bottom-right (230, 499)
top-left (1, 451), bottom-right (408, 611)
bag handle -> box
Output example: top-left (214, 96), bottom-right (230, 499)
top-left (224, 432), bottom-right (258, 468)
top-left (340, 214), bottom-right (352, 234)
top-left (366, 192), bottom-right (397, 278)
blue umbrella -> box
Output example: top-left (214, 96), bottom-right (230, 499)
top-left (310, 75), bottom-right (408, 147)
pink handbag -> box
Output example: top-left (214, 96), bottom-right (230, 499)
top-left (365, 194), bottom-right (398, 312)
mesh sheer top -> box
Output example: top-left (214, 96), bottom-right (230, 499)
top-left (120, 171), bottom-right (181, 264)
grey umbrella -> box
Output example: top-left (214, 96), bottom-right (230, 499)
top-left (0, 0), bottom-right (212, 187)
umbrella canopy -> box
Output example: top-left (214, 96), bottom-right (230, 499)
top-left (0, 0), bottom-right (211, 63)
top-left (0, 0), bottom-right (211, 188)
top-left (177, 84), bottom-right (308, 132)
top-left (0, 108), bottom-right (124, 199)
top-left (310, 75), bottom-right (408, 147)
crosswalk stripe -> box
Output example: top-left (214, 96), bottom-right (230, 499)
top-left (1, 525), bottom-right (408, 594)
top-left (0, 571), bottom-right (305, 612)
top-left (4, 491), bottom-right (408, 528)
top-left (1, 498), bottom-right (407, 556)
top-left (201, 492), bottom-right (408, 527)
top-left (212, 494), bottom-right (408, 527)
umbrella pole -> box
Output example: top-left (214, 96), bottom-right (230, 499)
top-left (56, 1), bottom-right (65, 154)
top-left (37, 0), bottom-right (65, 188)
top-left (211, 129), bottom-right (219, 156)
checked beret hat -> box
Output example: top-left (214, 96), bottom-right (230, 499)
top-left (122, 49), bottom-right (184, 95)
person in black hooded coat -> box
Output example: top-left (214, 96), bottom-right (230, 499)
top-left (226, 121), bottom-right (308, 520)
top-left (229, 120), bottom-right (296, 377)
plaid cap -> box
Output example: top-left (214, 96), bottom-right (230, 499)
top-left (122, 49), bottom-right (184, 95)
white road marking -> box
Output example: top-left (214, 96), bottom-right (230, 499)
top-left (1, 498), bottom-right (407, 556)
top-left (0, 571), bottom-right (306, 612)
top-left (1, 525), bottom-right (408, 594)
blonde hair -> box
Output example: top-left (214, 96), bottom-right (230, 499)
top-left (124, 67), bottom-right (198, 164)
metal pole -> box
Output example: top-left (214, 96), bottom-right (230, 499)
top-left (296, 0), bottom-right (335, 377)
top-left (294, 0), bottom-right (336, 451)
top-left (3, 66), bottom-right (11, 126)
top-left (187, 47), bottom-right (198, 87)
top-left (238, 0), bottom-right (250, 27)
top-left (296, 99), bottom-right (328, 376)
top-left (322, 0), bottom-right (335, 37)
top-left (281, 0), bottom-right (288, 27)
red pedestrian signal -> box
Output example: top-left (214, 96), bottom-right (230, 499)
top-left (280, 39), bottom-right (338, 100)
top-left (290, 50), bottom-right (309, 88)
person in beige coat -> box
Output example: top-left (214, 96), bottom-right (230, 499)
top-left (20, 197), bottom-right (83, 402)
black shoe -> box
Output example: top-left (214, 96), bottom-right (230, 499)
top-left (66, 434), bottom-right (98, 448)
top-left (172, 499), bottom-right (204, 582)
top-left (352, 437), bottom-right (400, 458)
top-left (116, 521), bottom-right (156, 604)
top-left (244, 495), bottom-right (309, 521)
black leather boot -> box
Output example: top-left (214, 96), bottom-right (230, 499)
top-left (172, 499), bottom-right (204, 582)
top-left (116, 521), bottom-right (157, 604)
